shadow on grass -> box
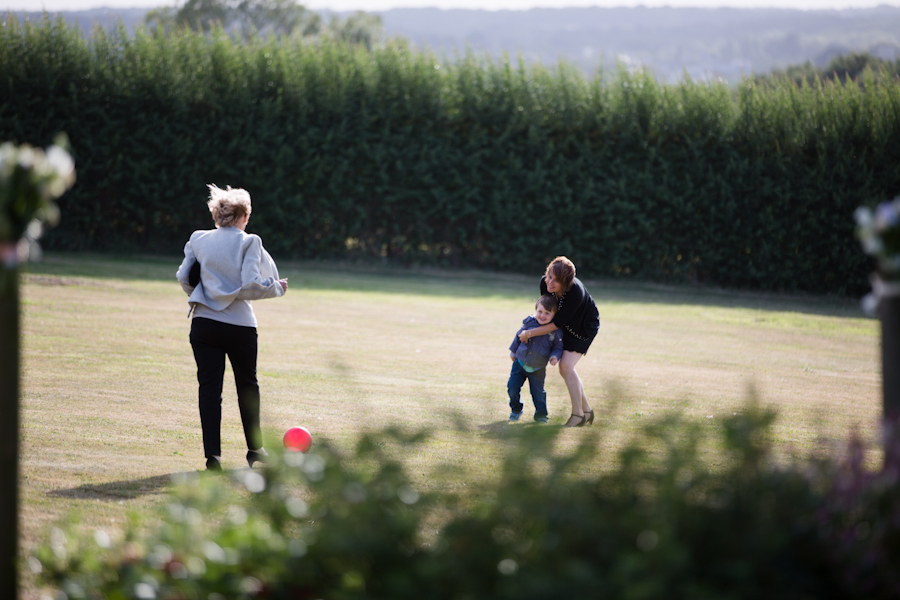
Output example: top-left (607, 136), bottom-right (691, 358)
top-left (48, 472), bottom-right (195, 501)
top-left (477, 421), bottom-right (516, 436)
top-left (25, 252), bottom-right (867, 319)
top-left (477, 420), bottom-right (560, 440)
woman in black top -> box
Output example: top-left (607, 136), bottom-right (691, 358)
top-left (518, 256), bottom-right (600, 427)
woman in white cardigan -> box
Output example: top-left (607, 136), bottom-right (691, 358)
top-left (176, 185), bottom-right (288, 471)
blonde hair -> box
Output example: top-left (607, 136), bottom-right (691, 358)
top-left (545, 256), bottom-right (576, 290)
top-left (207, 184), bottom-right (251, 228)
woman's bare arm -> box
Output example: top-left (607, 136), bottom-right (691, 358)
top-left (518, 322), bottom-right (558, 343)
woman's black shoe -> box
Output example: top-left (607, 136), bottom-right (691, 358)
top-left (564, 413), bottom-right (586, 427)
top-left (206, 457), bottom-right (222, 471)
top-left (247, 448), bottom-right (268, 468)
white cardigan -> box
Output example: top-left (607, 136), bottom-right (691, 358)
top-left (176, 226), bottom-right (284, 327)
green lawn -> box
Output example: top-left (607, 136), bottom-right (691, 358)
top-left (18, 252), bottom-right (880, 596)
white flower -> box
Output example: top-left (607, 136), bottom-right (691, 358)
top-left (886, 255), bottom-right (900, 272)
top-left (861, 233), bottom-right (884, 256)
top-left (93, 530), bottom-right (111, 549)
top-left (285, 496), bottom-right (308, 518)
top-left (134, 582), bottom-right (156, 599)
top-left (875, 201), bottom-right (899, 231)
top-left (45, 145), bottom-right (74, 179)
top-left (855, 206), bottom-right (874, 229)
top-left (497, 558), bottom-right (518, 575)
top-left (397, 485), bottom-right (419, 505)
top-left (202, 541), bottom-right (226, 563)
top-left (856, 201), bottom-right (900, 271)
top-left (16, 146), bottom-right (35, 170)
top-left (240, 470), bottom-right (266, 493)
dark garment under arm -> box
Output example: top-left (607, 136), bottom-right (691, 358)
top-left (539, 275), bottom-right (600, 353)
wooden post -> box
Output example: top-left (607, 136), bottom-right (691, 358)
top-left (0, 137), bottom-right (72, 599)
top-left (0, 249), bottom-right (20, 600)
top-left (881, 296), bottom-right (900, 425)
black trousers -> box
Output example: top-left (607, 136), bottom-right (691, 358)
top-left (189, 317), bottom-right (261, 459)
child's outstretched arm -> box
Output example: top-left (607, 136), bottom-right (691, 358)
top-left (549, 332), bottom-right (564, 365)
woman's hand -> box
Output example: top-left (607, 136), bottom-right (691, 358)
top-left (518, 323), bottom-right (557, 343)
top-left (279, 278), bottom-right (288, 292)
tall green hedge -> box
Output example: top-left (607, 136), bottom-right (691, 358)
top-left (2, 14), bottom-right (899, 294)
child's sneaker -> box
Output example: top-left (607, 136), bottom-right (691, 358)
top-left (535, 415), bottom-right (549, 424)
top-left (508, 411), bottom-right (522, 421)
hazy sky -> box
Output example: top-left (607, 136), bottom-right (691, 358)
top-left (4, 0), bottom-right (900, 11)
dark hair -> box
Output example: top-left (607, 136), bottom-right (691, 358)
top-left (545, 256), bottom-right (576, 290)
top-left (536, 294), bottom-right (557, 313)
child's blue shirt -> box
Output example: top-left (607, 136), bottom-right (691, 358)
top-left (509, 315), bottom-right (564, 372)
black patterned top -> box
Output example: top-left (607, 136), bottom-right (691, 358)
top-left (539, 275), bottom-right (600, 341)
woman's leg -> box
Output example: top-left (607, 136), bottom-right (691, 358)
top-left (559, 350), bottom-right (591, 416)
top-left (226, 326), bottom-right (262, 452)
top-left (190, 319), bottom-right (227, 461)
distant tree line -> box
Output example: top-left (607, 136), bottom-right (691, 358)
top-left (144, 0), bottom-right (383, 49)
top-left (761, 51), bottom-right (900, 86)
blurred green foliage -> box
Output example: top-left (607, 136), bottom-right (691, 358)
top-left (32, 402), bottom-right (900, 599)
top-left (1, 15), bottom-right (899, 293)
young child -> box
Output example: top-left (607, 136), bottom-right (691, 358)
top-left (507, 294), bottom-right (564, 423)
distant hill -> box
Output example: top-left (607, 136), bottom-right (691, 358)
top-left (5, 5), bottom-right (900, 81)
top-left (7, 7), bottom-right (150, 36)
top-left (379, 6), bottom-right (900, 81)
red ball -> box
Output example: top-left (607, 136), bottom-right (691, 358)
top-left (283, 426), bottom-right (312, 453)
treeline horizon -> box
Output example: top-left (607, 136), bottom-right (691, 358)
top-left (8, 4), bottom-right (900, 82)
top-left (1, 13), bottom-right (899, 294)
